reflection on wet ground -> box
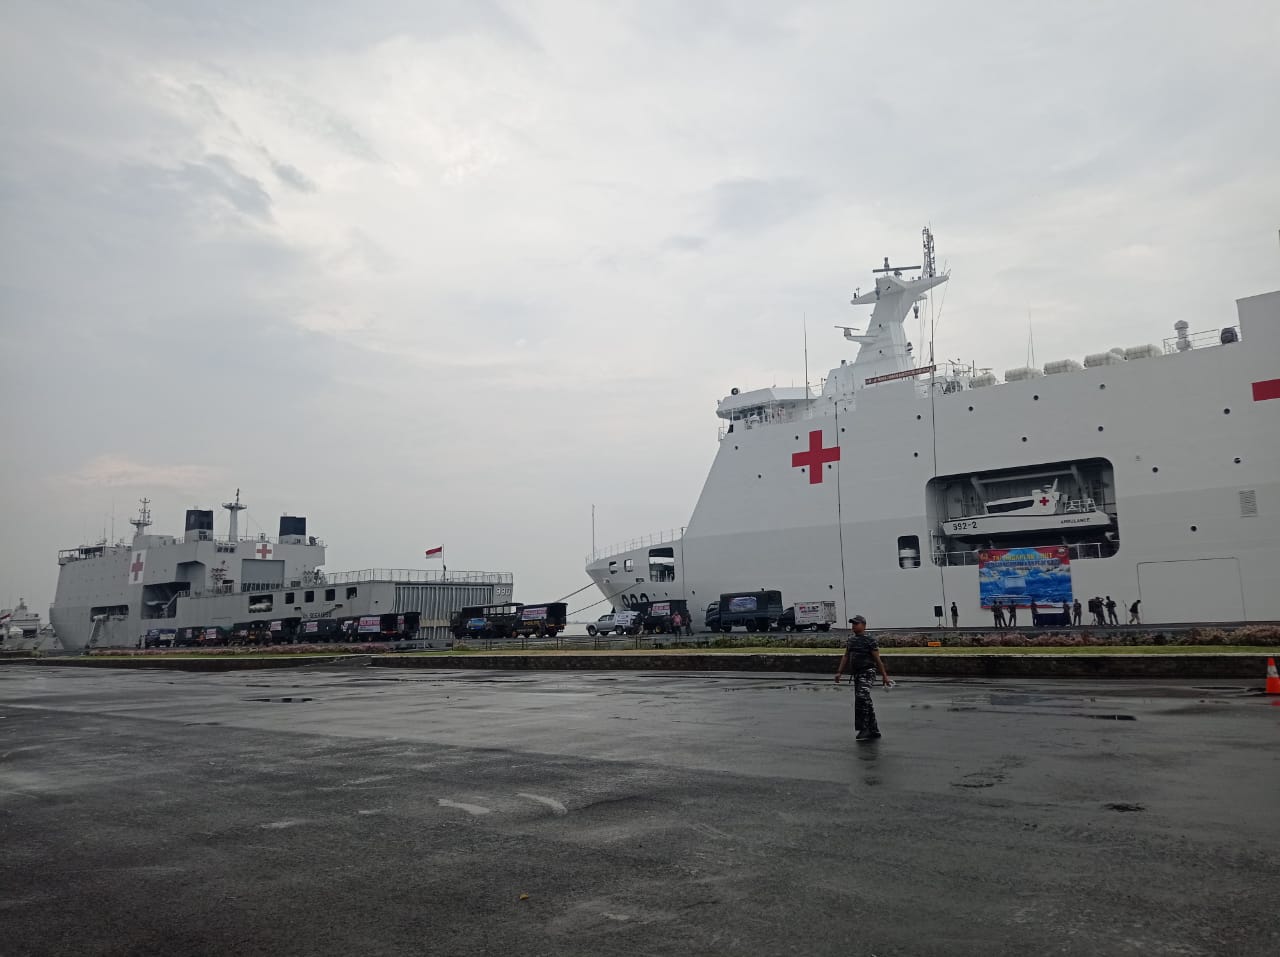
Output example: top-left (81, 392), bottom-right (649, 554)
top-left (2, 667), bottom-right (1277, 957)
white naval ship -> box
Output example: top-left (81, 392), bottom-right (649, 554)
top-left (49, 493), bottom-right (513, 652)
top-left (586, 230), bottom-right (1280, 627)
top-left (1, 598), bottom-right (51, 646)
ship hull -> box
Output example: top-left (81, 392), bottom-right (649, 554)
top-left (588, 290), bottom-right (1280, 627)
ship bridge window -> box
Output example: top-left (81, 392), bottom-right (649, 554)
top-left (325, 588), bottom-right (336, 602)
top-left (304, 590), bottom-right (314, 603)
top-left (285, 592), bottom-right (295, 604)
top-left (624, 559), bottom-right (634, 572)
top-left (649, 547), bottom-right (676, 582)
top-left (249, 594), bottom-right (273, 613)
top-left (346, 586), bottom-right (358, 600)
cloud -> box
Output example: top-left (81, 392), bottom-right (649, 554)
top-left (2, 0), bottom-right (1278, 617)
top-left (705, 177), bottom-right (821, 233)
top-left (63, 456), bottom-right (226, 491)
top-left (271, 159), bottom-right (316, 193)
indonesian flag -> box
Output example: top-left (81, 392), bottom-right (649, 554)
top-left (424, 546), bottom-right (443, 559)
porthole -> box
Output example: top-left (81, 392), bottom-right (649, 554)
top-left (1099, 384), bottom-right (1106, 390)
top-left (1234, 457), bottom-right (1241, 464)
top-left (1033, 395), bottom-right (1040, 401)
top-left (1152, 466), bottom-right (1159, 473)
top-left (1021, 436), bottom-right (1028, 443)
top-left (841, 427), bottom-right (846, 433)
top-left (734, 445), bottom-right (739, 450)
top-left (1098, 426), bottom-right (1104, 432)
top-left (1223, 408), bottom-right (1231, 415)
top-left (794, 435), bottom-right (799, 440)
top-left (827, 463), bottom-right (833, 470)
top-left (757, 474), bottom-right (762, 479)
top-left (1190, 525), bottom-right (1198, 532)
top-left (916, 414), bottom-right (922, 421)
top-left (828, 584), bottom-right (834, 590)
top-left (913, 452), bottom-right (919, 458)
top-left (968, 405), bottom-right (974, 412)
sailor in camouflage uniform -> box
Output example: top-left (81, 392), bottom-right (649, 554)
top-left (834, 614), bottom-right (892, 740)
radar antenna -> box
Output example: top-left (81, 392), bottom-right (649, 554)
top-left (222, 488), bottom-right (247, 542)
top-left (128, 498), bottom-right (152, 540)
top-left (922, 227), bottom-right (936, 278)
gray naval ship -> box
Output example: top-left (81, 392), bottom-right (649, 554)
top-left (49, 494), bottom-right (512, 652)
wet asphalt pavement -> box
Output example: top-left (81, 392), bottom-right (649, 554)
top-left (1, 665), bottom-right (1277, 957)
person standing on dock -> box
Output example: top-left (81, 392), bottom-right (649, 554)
top-left (950, 602), bottom-right (959, 628)
top-left (1128, 599), bottom-right (1142, 625)
top-left (992, 602), bottom-right (1004, 628)
top-left (1007, 601), bottom-right (1018, 627)
top-left (1072, 599), bottom-right (1082, 626)
top-left (834, 615), bottom-right (891, 741)
top-left (1105, 596), bottom-right (1118, 626)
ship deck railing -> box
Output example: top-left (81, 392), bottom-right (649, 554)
top-left (1163, 327), bottom-right (1236, 354)
top-left (321, 569), bottom-right (513, 586)
top-left (588, 528), bottom-right (686, 564)
top-left (931, 541), bottom-right (1116, 566)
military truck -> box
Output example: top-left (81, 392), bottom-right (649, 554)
top-left (705, 590), bottom-right (784, 632)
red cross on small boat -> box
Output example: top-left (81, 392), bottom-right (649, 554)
top-left (791, 430), bottom-right (840, 485)
top-left (1039, 496), bottom-right (1050, 506)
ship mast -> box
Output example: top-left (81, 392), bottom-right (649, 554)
top-left (222, 489), bottom-right (247, 542)
top-left (128, 498), bottom-right (152, 541)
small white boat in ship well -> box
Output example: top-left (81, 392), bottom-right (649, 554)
top-left (941, 480), bottom-right (1113, 538)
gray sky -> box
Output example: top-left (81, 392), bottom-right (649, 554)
top-left (2, 0), bottom-right (1278, 617)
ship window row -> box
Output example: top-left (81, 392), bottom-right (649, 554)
top-left (278, 587), bottom-right (357, 607)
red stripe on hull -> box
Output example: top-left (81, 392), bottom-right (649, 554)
top-left (1252, 379), bottom-right (1280, 401)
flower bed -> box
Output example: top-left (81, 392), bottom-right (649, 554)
top-left (709, 625), bottom-right (1280, 650)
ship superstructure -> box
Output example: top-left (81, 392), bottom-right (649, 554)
top-left (50, 494), bottom-right (513, 651)
top-left (587, 231), bottom-right (1280, 626)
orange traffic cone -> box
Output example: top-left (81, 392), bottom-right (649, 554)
top-left (1266, 658), bottom-right (1280, 696)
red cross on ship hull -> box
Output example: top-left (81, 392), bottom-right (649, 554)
top-left (792, 430), bottom-right (840, 484)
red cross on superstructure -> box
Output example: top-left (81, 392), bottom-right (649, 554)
top-left (129, 554), bottom-right (145, 582)
top-left (255, 542), bottom-right (273, 559)
top-left (1039, 496), bottom-right (1050, 506)
top-left (791, 430), bottom-right (841, 485)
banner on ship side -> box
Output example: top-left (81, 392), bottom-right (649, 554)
top-left (864, 364), bottom-right (935, 386)
top-left (978, 546), bottom-right (1072, 608)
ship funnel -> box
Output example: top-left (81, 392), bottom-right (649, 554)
top-left (185, 509), bottom-right (214, 543)
top-left (279, 515), bottom-right (307, 545)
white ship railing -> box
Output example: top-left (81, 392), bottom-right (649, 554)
top-left (321, 569), bottom-right (513, 586)
top-left (932, 541), bottom-right (1116, 566)
top-left (1162, 327), bottom-right (1237, 354)
top-left (588, 528), bottom-right (685, 564)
